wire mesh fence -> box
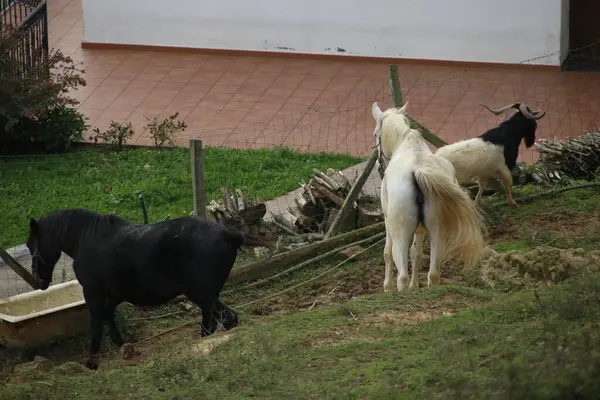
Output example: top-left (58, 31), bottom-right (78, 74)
top-left (2, 41), bottom-right (600, 298)
top-left (76, 43), bottom-right (600, 164)
top-left (0, 246), bottom-right (75, 299)
top-left (4, 0), bottom-right (600, 300)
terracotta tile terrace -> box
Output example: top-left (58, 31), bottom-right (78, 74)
top-left (48, 0), bottom-right (600, 163)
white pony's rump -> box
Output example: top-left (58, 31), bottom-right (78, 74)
top-left (372, 101), bottom-right (487, 291)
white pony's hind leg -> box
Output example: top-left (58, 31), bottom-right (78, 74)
top-left (409, 226), bottom-right (425, 288)
top-left (383, 228), bottom-right (395, 292)
top-left (391, 228), bottom-right (414, 291)
top-left (427, 228), bottom-right (442, 287)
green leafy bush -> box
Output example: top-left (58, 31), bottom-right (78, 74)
top-left (10, 106), bottom-right (88, 152)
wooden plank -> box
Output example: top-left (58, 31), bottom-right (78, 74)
top-left (0, 247), bottom-right (38, 290)
top-left (227, 221), bottom-right (385, 285)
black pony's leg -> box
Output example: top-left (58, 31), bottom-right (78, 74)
top-left (83, 289), bottom-right (106, 370)
top-left (183, 289), bottom-right (217, 337)
top-left (105, 298), bottom-right (124, 347)
top-left (212, 298), bottom-right (238, 330)
top-left (198, 297), bottom-right (218, 337)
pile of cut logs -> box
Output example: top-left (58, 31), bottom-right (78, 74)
top-left (206, 187), bottom-right (277, 241)
top-left (505, 130), bottom-right (600, 187)
top-left (271, 168), bottom-right (383, 235)
top-left (530, 130), bottom-right (600, 184)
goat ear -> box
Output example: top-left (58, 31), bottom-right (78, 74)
top-left (372, 102), bottom-right (383, 121)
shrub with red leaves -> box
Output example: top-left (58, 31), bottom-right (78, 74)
top-left (0, 21), bottom-right (87, 154)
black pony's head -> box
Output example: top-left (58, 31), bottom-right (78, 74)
top-left (26, 218), bottom-right (61, 290)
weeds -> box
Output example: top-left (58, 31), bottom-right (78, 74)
top-left (143, 113), bottom-right (187, 148)
top-left (90, 121), bottom-right (134, 148)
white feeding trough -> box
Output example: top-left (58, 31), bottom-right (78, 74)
top-left (0, 247), bottom-right (88, 349)
top-left (0, 280), bottom-right (89, 349)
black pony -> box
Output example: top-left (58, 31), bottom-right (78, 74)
top-left (26, 208), bottom-right (273, 370)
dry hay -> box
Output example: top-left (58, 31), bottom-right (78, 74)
top-left (478, 246), bottom-right (600, 288)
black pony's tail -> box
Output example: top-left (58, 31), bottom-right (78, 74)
top-left (223, 228), bottom-right (276, 250)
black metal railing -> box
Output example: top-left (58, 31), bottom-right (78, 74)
top-left (1, 0), bottom-right (49, 79)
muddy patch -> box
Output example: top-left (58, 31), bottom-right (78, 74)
top-left (479, 246), bottom-right (600, 288)
top-left (312, 296), bottom-right (484, 348)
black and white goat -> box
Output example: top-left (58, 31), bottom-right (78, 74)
top-left (434, 103), bottom-right (546, 207)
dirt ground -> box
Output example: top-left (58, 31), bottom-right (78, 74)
top-left (489, 209), bottom-right (600, 246)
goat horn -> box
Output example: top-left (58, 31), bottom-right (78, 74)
top-left (480, 103), bottom-right (519, 115)
top-left (518, 103), bottom-right (546, 120)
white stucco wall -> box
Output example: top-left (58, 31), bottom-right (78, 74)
top-left (82, 0), bottom-right (564, 66)
top-left (559, 0), bottom-right (570, 64)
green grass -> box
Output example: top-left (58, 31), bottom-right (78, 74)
top-left (0, 146), bottom-right (361, 247)
top-left (492, 241), bottom-right (531, 253)
top-left (2, 153), bottom-right (600, 398)
top-left (3, 274), bottom-right (600, 399)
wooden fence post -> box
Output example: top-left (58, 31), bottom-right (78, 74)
top-left (387, 66), bottom-right (506, 194)
top-left (388, 64), bottom-right (403, 108)
top-left (325, 148), bottom-right (379, 239)
top-left (387, 64), bottom-right (447, 148)
top-left (189, 138), bottom-right (206, 219)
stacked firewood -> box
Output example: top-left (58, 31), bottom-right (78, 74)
top-left (206, 187), bottom-right (277, 241)
top-left (512, 130), bottom-right (600, 185)
top-left (532, 130), bottom-right (600, 183)
top-left (271, 168), bottom-right (383, 235)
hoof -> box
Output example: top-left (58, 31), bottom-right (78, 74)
top-left (200, 326), bottom-right (215, 337)
top-left (85, 358), bottom-right (99, 371)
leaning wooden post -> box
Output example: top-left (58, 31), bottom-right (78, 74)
top-left (189, 138), bottom-right (206, 219)
top-left (326, 148), bottom-right (379, 239)
top-left (388, 64), bottom-right (403, 108)
top-left (388, 64), bottom-right (447, 148)
top-left (0, 247), bottom-right (38, 290)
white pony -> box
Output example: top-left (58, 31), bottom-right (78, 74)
top-left (372, 101), bottom-right (487, 291)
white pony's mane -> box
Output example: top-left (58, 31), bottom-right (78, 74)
top-left (373, 101), bottom-right (428, 159)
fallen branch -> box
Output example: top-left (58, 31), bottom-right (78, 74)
top-left (489, 182), bottom-right (600, 208)
top-left (226, 221), bottom-right (385, 285)
top-left (271, 213), bottom-right (298, 236)
top-left (223, 231), bottom-right (386, 294)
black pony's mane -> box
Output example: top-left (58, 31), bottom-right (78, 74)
top-left (37, 208), bottom-right (130, 256)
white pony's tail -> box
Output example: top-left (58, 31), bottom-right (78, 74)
top-left (412, 168), bottom-right (487, 270)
